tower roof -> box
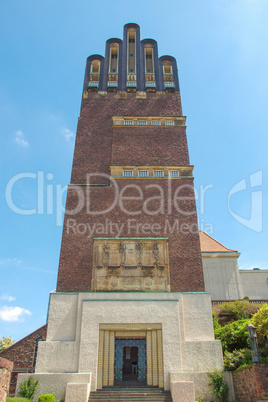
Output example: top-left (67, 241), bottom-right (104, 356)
top-left (199, 231), bottom-right (238, 253)
top-left (84, 23), bottom-right (180, 93)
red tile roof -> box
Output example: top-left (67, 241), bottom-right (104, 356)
top-left (199, 231), bottom-right (237, 253)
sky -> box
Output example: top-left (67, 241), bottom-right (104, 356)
top-left (1, 0), bottom-right (268, 341)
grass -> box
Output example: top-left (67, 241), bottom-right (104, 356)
top-left (6, 398), bottom-right (31, 402)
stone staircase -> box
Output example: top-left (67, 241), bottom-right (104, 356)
top-left (88, 386), bottom-right (173, 401)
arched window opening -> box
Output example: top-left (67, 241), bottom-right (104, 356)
top-left (127, 30), bottom-right (136, 86)
top-left (145, 45), bottom-right (154, 74)
top-left (108, 43), bottom-right (119, 89)
top-left (144, 44), bottom-right (155, 90)
top-left (109, 44), bottom-right (119, 74)
top-left (162, 60), bottom-right (175, 90)
top-left (163, 61), bottom-right (172, 76)
top-left (91, 60), bottom-right (101, 75)
top-left (88, 59), bottom-right (101, 89)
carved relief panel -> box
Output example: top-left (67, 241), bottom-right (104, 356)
top-left (92, 238), bottom-right (169, 291)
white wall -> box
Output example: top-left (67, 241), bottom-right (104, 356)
top-left (240, 270), bottom-right (268, 299)
top-left (202, 254), bottom-right (244, 300)
top-left (35, 291), bottom-right (223, 393)
top-left (202, 252), bottom-right (268, 301)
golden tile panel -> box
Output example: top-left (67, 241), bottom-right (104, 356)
top-left (152, 330), bottom-right (158, 386)
top-left (97, 330), bottom-right (104, 389)
top-left (157, 329), bottom-right (164, 388)
top-left (103, 330), bottom-right (110, 386)
top-left (146, 331), bottom-right (152, 386)
top-left (108, 331), bottom-right (115, 386)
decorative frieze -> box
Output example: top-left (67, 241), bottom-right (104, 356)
top-left (92, 238), bottom-right (169, 292)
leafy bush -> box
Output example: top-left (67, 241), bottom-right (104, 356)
top-left (251, 303), bottom-right (268, 347)
top-left (18, 376), bottom-right (39, 400)
top-left (215, 318), bottom-right (250, 352)
top-left (213, 300), bottom-right (261, 325)
top-left (223, 348), bottom-right (252, 370)
top-left (207, 369), bottom-right (229, 402)
top-left (38, 394), bottom-right (56, 402)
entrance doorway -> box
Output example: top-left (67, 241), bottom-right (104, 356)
top-left (115, 339), bottom-right (146, 383)
top-left (123, 346), bottom-right (138, 380)
top-left (97, 324), bottom-right (164, 389)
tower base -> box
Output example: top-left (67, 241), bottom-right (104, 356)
top-left (17, 292), bottom-right (223, 401)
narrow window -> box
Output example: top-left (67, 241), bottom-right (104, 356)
top-left (91, 60), bottom-right (100, 74)
top-left (89, 60), bottom-right (101, 87)
top-left (124, 120), bottom-right (133, 126)
top-left (137, 121), bottom-right (147, 126)
top-left (145, 46), bottom-right (154, 74)
top-left (128, 30), bottom-right (136, 74)
top-left (151, 120), bottom-right (161, 126)
top-left (138, 171), bottom-right (148, 177)
top-left (154, 171), bottom-right (164, 177)
top-left (109, 44), bottom-right (119, 73)
top-left (123, 170), bottom-right (133, 177)
top-left (165, 121), bottom-right (174, 126)
top-left (163, 61), bottom-right (172, 75)
top-left (169, 170), bottom-right (179, 177)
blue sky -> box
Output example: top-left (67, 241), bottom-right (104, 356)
top-left (1, 0), bottom-right (267, 341)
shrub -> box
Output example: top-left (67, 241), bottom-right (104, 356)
top-left (251, 303), bottom-right (268, 347)
top-left (38, 394), bottom-right (56, 402)
top-left (214, 318), bottom-right (250, 352)
top-left (223, 348), bottom-right (252, 370)
top-left (207, 369), bottom-right (229, 402)
top-left (18, 376), bottom-right (39, 400)
top-left (213, 300), bottom-right (261, 325)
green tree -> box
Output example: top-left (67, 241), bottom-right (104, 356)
top-left (0, 336), bottom-right (14, 352)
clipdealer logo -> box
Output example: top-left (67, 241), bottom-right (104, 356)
top-left (5, 170), bottom-right (263, 233)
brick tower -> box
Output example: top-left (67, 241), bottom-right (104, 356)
top-left (20, 24), bottom-right (223, 402)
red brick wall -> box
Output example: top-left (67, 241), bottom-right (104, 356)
top-left (56, 179), bottom-right (204, 293)
top-left (0, 357), bottom-right (13, 401)
top-left (71, 92), bottom-right (184, 184)
top-left (232, 364), bottom-right (268, 402)
top-left (0, 325), bottom-right (47, 395)
top-left (111, 126), bottom-right (188, 167)
top-left (56, 90), bottom-right (205, 293)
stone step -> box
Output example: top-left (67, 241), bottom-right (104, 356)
top-left (89, 398), bottom-right (172, 400)
top-left (89, 386), bottom-right (172, 401)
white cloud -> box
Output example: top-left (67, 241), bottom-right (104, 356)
top-left (63, 128), bottom-right (75, 142)
top-left (0, 258), bottom-right (21, 266)
top-left (0, 306), bottom-right (31, 322)
top-left (14, 130), bottom-right (29, 148)
top-left (0, 294), bottom-right (16, 302)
